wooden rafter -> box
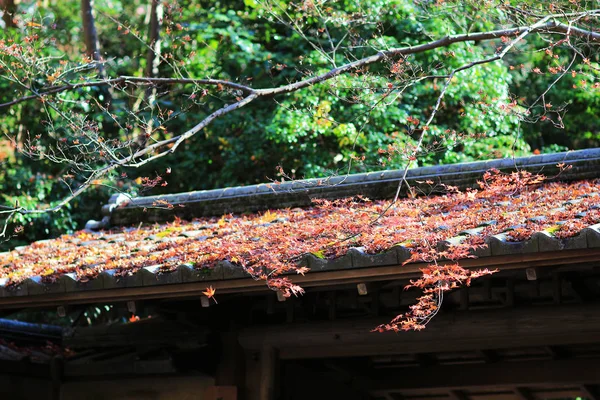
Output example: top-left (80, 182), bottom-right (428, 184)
top-left (239, 303), bottom-right (600, 359)
top-left (363, 357), bottom-right (600, 393)
top-left (514, 387), bottom-right (536, 400)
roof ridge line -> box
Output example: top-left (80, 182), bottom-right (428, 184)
top-left (87, 148), bottom-right (600, 228)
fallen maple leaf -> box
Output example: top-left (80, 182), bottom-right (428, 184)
top-left (203, 286), bottom-right (218, 304)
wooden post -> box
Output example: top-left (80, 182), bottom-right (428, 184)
top-left (328, 291), bottom-right (336, 321)
top-left (244, 345), bottom-right (277, 400)
top-left (259, 346), bottom-right (276, 400)
top-left (50, 356), bottom-right (63, 400)
top-left (553, 272), bottom-right (562, 304)
top-left (205, 386), bottom-right (238, 400)
top-left (459, 285), bottom-right (469, 310)
top-left (206, 332), bottom-right (245, 400)
top-left (505, 278), bottom-right (515, 307)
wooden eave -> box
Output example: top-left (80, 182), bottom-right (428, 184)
top-left (1, 247), bottom-right (600, 309)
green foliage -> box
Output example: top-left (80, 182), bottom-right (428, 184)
top-left (0, 161), bottom-right (114, 250)
top-left (509, 37), bottom-right (600, 151)
top-left (0, 164), bottom-right (75, 249)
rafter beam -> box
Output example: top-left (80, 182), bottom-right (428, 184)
top-left (479, 349), bottom-right (500, 363)
top-left (240, 303), bottom-right (600, 359)
top-left (415, 353), bottom-right (438, 367)
top-left (514, 387), bottom-right (535, 400)
top-left (448, 390), bottom-right (470, 400)
top-left (546, 345), bottom-right (570, 360)
top-left (363, 357), bottom-right (600, 393)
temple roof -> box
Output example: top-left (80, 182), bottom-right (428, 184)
top-left (1, 148), bottom-right (600, 307)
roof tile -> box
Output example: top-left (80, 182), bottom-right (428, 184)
top-left (27, 276), bottom-right (65, 296)
top-left (349, 247), bottom-right (399, 268)
top-left (102, 268), bottom-right (143, 289)
top-left (141, 266), bottom-right (182, 286)
top-left (584, 224), bottom-right (600, 248)
top-left (2, 175), bottom-right (600, 297)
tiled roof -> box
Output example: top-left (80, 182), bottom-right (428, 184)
top-left (103, 148), bottom-right (600, 226)
top-left (2, 166), bottom-right (600, 300)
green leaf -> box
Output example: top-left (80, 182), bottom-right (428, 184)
top-left (311, 250), bottom-right (325, 259)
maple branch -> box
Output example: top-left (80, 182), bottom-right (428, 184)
top-left (388, 15), bottom-right (542, 206)
top-left (123, 93), bottom-right (258, 167)
top-left (5, 168), bottom-right (116, 216)
top-left (0, 76), bottom-right (256, 109)
top-left (528, 49), bottom-right (578, 111)
top-left (2, 11), bottom-right (600, 224)
top-left (255, 17), bottom-right (600, 97)
top-left (2, 14), bottom-right (598, 109)
top-left (1, 94), bottom-right (257, 217)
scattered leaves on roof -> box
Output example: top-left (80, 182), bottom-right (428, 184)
top-left (1, 169), bottom-right (600, 330)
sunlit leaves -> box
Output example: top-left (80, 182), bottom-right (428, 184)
top-left (3, 171), bottom-right (600, 324)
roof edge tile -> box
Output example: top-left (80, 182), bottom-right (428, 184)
top-left (98, 148), bottom-right (600, 227)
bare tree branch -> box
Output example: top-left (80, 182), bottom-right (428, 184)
top-left (2, 16), bottom-right (598, 109)
top-left (0, 77), bottom-right (256, 108)
top-left (2, 10), bottom-right (599, 222)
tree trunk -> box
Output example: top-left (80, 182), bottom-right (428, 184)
top-left (81, 0), bottom-right (117, 135)
top-left (0, 0), bottom-right (16, 28)
top-left (144, 0), bottom-right (163, 109)
top-left (137, 0), bottom-right (163, 149)
top-left (145, 0), bottom-right (163, 82)
top-left (80, 0), bottom-right (104, 76)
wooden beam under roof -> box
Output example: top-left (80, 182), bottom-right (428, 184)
top-left (448, 390), bottom-right (470, 400)
top-left (239, 303), bottom-right (600, 359)
top-left (362, 357), bottom-right (600, 394)
top-left (513, 387), bottom-right (535, 400)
